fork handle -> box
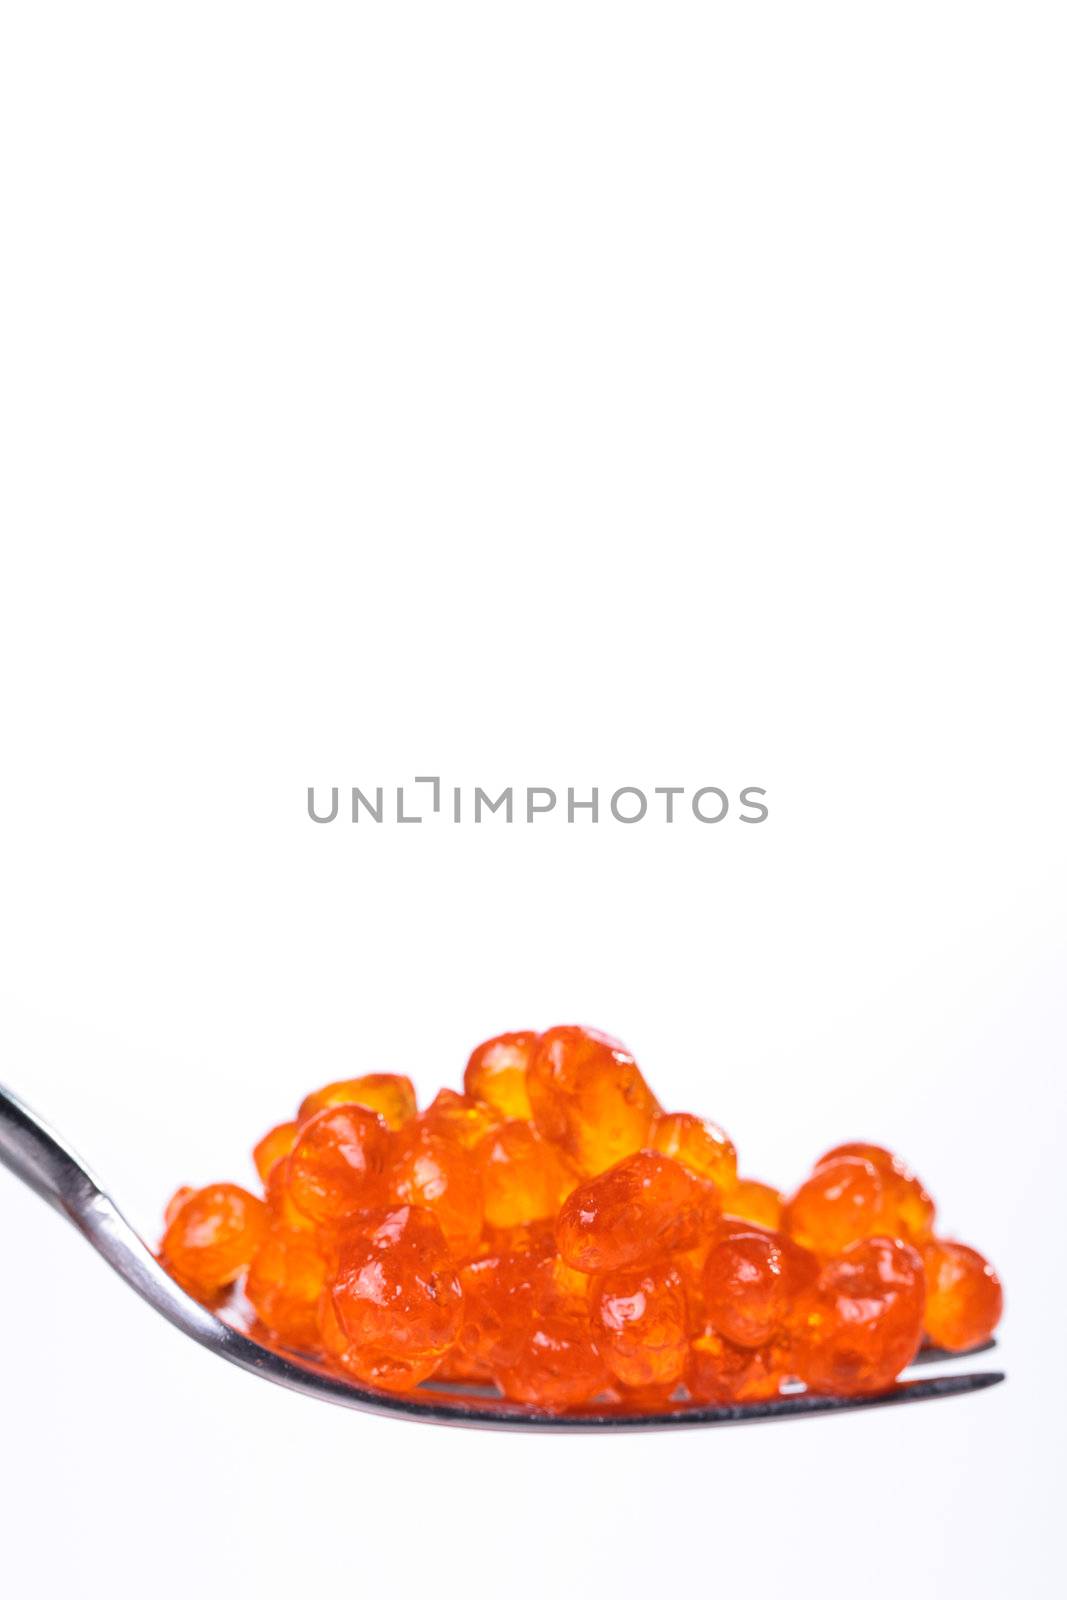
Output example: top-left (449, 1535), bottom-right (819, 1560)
top-left (0, 1080), bottom-right (231, 1344)
top-left (0, 1081), bottom-right (102, 1219)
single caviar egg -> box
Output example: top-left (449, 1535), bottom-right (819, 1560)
top-left (590, 1259), bottom-right (691, 1390)
top-left (324, 1205), bottom-right (463, 1391)
top-left (526, 1025), bottom-right (659, 1175)
top-left (491, 1313), bottom-right (609, 1410)
top-left (784, 1156), bottom-right (895, 1256)
top-left (922, 1239), bottom-right (1003, 1352)
top-left (650, 1112), bottom-right (737, 1193)
top-left (555, 1150), bottom-right (717, 1274)
top-left (245, 1225), bottom-right (328, 1349)
top-left (160, 1182), bottom-right (267, 1299)
top-left (286, 1103), bottom-right (389, 1226)
top-left (264, 1158), bottom-right (317, 1233)
top-left (542, 1250), bottom-right (592, 1313)
top-left (388, 1126), bottom-right (485, 1256)
top-left (455, 1238), bottom-right (593, 1376)
top-left (724, 1177), bottom-right (784, 1231)
top-left (163, 1185), bottom-right (196, 1226)
top-left (817, 1141), bottom-right (935, 1244)
top-left (703, 1229), bottom-right (818, 1349)
top-left (791, 1235), bottom-right (925, 1395)
top-left (253, 1121), bottom-right (299, 1183)
top-left (421, 1088), bottom-right (504, 1150)
top-left (298, 1073), bottom-right (417, 1130)
top-left (456, 1248), bottom-right (549, 1370)
top-left (475, 1119), bottom-right (573, 1229)
top-left (464, 1030), bottom-right (538, 1120)
top-left (687, 1332), bottom-right (786, 1404)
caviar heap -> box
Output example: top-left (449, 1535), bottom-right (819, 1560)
top-left (159, 1025), bottom-right (1004, 1412)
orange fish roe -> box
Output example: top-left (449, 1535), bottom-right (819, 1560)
top-left (650, 1112), bottom-right (737, 1192)
top-left (526, 1026), bottom-right (659, 1175)
top-left (494, 1313), bottom-right (609, 1409)
top-left (285, 1104), bottom-right (390, 1226)
top-left (591, 1260), bottom-right (691, 1390)
top-left (724, 1177), bottom-right (784, 1231)
top-left (421, 1088), bottom-right (503, 1150)
top-left (687, 1331), bottom-right (788, 1405)
top-left (245, 1224), bottom-right (328, 1349)
top-left (264, 1157), bottom-right (317, 1233)
top-left (922, 1239), bottom-right (1003, 1352)
top-left (790, 1237), bottom-right (926, 1394)
top-left (158, 1025), bottom-right (1004, 1412)
top-left (784, 1155), bottom-right (896, 1256)
top-left (703, 1229), bottom-right (818, 1349)
top-left (816, 1142), bottom-right (936, 1244)
top-left (476, 1120), bottom-right (573, 1229)
top-left (323, 1206), bottom-right (463, 1391)
top-left (464, 1031), bottom-right (538, 1121)
top-left (163, 1185), bottom-right (196, 1226)
top-left (454, 1238), bottom-right (585, 1378)
top-left (298, 1073), bottom-right (417, 1131)
top-left (387, 1125), bottom-right (484, 1256)
top-left (555, 1150), bottom-right (717, 1274)
top-left (252, 1121), bottom-right (299, 1183)
top-left (161, 1182), bottom-right (266, 1299)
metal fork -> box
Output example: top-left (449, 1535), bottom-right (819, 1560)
top-left (0, 1083), bottom-right (1004, 1431)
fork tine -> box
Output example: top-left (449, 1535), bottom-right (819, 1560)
top-left (397, 1369), bottom-right (1005, 1429)
top-left (908, 1338), bottom-right (997, 1367)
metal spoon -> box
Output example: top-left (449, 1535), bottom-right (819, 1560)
top-left (0, 1082), bottom-right (1004, 1431)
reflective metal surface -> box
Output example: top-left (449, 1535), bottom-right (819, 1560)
top-left (0, 1081), bottom-right (1005, 1430)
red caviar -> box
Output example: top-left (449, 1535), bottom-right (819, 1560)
top-left (464, 1031), bottom-right (537, 1121)
top-left (591, 1259), bottom-right (691, 1390)
top-left (297, 1073), bottom-right (417, 1131)
top-left (555, 1150), bottom-right (717, 1273)
top-left (526, 1026), bottom-right (659, 1174)
top-left (703, 1229), bottom-right (818, 1349)
top-left (725, 1177), bottom-right (784, 1231)
top-left (159, 1024), bottom-right (1004, 1411)
top-left (161, 1182), bottom-right (266, 1299)
top-left (790, 1236), bottom-right (927, 1394)
top-left (285, 1103), bottom-right (389, 1226)
top-left (476, 1119), bottom-right (573, 1229)
top-left (922, 1239), bottom-right (1003, 1352)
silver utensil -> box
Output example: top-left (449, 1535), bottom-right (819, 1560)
top-left (0, 1082), bottom-right (1004, 1431)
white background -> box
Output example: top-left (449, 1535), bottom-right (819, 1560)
top-left (1, 4), bottom-right (1064, 1596)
